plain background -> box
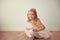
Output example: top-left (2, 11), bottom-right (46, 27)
top-left (0, 0), bottom-right (60, 31)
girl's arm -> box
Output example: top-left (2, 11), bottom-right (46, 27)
top-left (36, 19), bottom-right (45, 31)
top-left (26, 28), bottom-right (32, 30)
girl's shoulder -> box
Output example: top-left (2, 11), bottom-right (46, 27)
top-left (36, 18), bottom-right (42, 24)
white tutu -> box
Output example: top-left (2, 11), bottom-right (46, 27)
top-left (25, 29), bottom-right (52, 39)
top-left (38, 30), bottom-right (52, 39)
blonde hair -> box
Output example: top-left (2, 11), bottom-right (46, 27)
top-left (27, 8), bottom-right (38, 22)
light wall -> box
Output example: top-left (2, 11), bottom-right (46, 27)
top-left (0, 0), bottom-right (60, 31)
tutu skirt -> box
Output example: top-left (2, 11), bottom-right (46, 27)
top-left (25, 29), bottom-right (52, 39)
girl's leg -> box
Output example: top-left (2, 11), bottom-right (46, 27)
top-left (28, 35), bottom-right (34, 40)
top-left (33, 32), bottom-right (43, 39)
top-left (25, 30), bottom-right (34, 40)
top-left (33, 32), bottom-right (46, 40)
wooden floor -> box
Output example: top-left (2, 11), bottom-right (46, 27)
top-left (0, 31), bottom-right (60, 40)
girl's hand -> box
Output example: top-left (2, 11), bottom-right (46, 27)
top-left (32, 29), bottom-right (38, 32)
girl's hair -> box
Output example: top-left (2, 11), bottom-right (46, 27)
top-left (27, 8), bottom-right (38, 22)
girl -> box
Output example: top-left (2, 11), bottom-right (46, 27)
top-left (25, 8), bottom-right (52, 40)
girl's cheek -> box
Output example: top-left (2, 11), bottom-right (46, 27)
top-left (28, 15), bottom-right (30, 17)
top-left (32, 15), bottom-right (35, 18)
top-left (29, 16), bottom-right (31, 18)
top-left (28, 16), bottom-right (32, 19)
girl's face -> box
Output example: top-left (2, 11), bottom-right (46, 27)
top-left (28, 11), bottom-right (35, 20)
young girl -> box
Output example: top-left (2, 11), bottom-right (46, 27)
top-left (25, 8), bottom-right (52, 40)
